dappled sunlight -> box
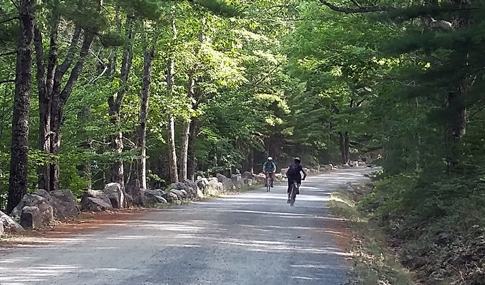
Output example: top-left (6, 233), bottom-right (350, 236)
top-left (0, 264), bottom-right (78, 284)
top-left (0, 169), bottom-right (372, 284)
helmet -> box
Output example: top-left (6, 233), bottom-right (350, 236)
top-left (294, 157), bottom-right (301, 163)
top-left (267, 157), bottom-right (273, 161)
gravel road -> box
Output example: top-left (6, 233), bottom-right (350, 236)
top-left (0, 168), bottom-right (372, 285)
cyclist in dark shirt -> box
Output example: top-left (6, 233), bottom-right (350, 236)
top-left (286, 157), bottom-right (307, 203)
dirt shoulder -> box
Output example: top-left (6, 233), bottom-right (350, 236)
top-left (0, 208), bottom-right (153, 247)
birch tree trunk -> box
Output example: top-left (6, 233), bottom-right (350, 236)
top-left (6, 0), bottom-right (36, 214)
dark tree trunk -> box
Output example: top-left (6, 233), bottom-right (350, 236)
top-left (49, 29), bottom-right (93, 191)
top-left (179, 120), bottom-right (190, 181)
top-left (339, 131), bottom-right (349, 164)
top-left (248, 150), bottom-right (254, 174)
top-left (137, 34), bottom-right (156, 189)
top-left (187, 117), bottom-right (199, 181)
top-left (108, 14), bottom-right (134, 192)
top-left (344, 131), bottom-right (350, 164)
top-left (166, 16), bottom-right (178, 184)
top-left (34, 22), bottom-right (92, 192)
top-left (34, 25), bottom-right (51, 191)
top-left (339, 131), bottom-right (345, 164)
top-left (180, 69), bottom-right (195, 181)
top-left (6, 0), bottom-right (36, 214)
top-left (445, 88), bottom-right (466, 169)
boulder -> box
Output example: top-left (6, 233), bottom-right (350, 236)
top-left (253, 174), bottom-right (266, 184)
top-left (231, 174), bottom-right (243, 189)
top-left (220, 177), bottom-right (235, 191)
top-left (82, 197), bottom-right (113, 212)
top-left (103, 183), bottom-right (124, 209)
top-left (280, 168), bottom-right (288, 176)
top-left (144, 190), bottom-right (168, 204)
top-left (125, 193), bottom-right (133, 208)
top-left (172, 180), bottom-right (198, 198)
top-left (206, 178), bottom-right (223, 195)
top-left (48, 189), bottom-right (80, 219)
top-left (126, 179), bottom-right (145, 206)
top-left (163, 192), bottom-right (179, 203)
top-left (243, 178), bottom-right (253, 186)
top-left (242, 171), bottom-right (253, 179)
top-left (170, 189), bottom-right (187, 199)
top-left (0, 210), bottom-right (24, 235)
top-left (196, 178), bottom-right (209, 194)
top-left (182, 179), bottom-right (199, 197)
top-left (11, 193), bottom-right (54, 229)
top-left (80, 190), bottom-right (113, 211)
top-left (20, 206), bottom-right (43, 229)
top-left (275, 173), bottom-right (284, 181)
top-left (216, 173), bottom-right (227, 183)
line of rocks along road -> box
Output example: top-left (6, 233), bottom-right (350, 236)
top-left (0, 167), bottom-right (373, 285)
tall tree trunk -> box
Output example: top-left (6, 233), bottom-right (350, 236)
top-left (34, 0), bottom-right (60, 192)
top-left (108, 14), bottom-right (135, 194)
top-left (179, 68), bottom-right (196, 181)
top-left (49, 29), bottom-right (93, 191)
top-left (187, 117), bottom-right (199, 181)
top-left (248, 150), bottom-right (254, 174)
top-left (137, 33), bottom-right (156, 189)
top-left (339, 131), bottom-right (345, 164)
top-left (445, 88), bottom-right (466, 169)
top-left (6, 0), bottom-right (36, 214)
top-left (179, 120), bottom-right (190, 180)
top-left (166, 16), bottom-right (178, 184)
top-left (167, 117), bottom-right (178, 183)
top-left (183, 18), bottom-right (206, 181)
top-left (344, 131), bottom-right (350, 164)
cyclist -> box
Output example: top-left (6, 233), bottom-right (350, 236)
top-left (262, 157), bottom-right (276, 187)
top-left (286, 157), bottom-right (307, 203)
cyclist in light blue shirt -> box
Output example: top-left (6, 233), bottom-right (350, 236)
top-left (263, 157), bottom-right (276, 187)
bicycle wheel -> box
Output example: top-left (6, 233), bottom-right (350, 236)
top-left (290, 182), bottom-right (297, 206)
top-left (266, 177), bottom-right (271, 192)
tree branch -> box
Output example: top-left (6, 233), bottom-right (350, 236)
top-left (0, 50), bottom-right (17, 57)
top-left (88, 49), bottom-right (107, 84)
top-left (60, 31), bottom-right (95, 105)
top-left (114, 14), bottom-right (135, 109)
top-left (0, 79), bottom-right (15, 85)
top-left (319, 0), bottom-right (390, 13)
top-left (56, 26), bottom-right (82, 78)
top-left (0, 17), bottom-right (19, 25)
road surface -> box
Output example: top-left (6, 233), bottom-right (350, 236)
top-left (0, 168), bottom-right (372, 285)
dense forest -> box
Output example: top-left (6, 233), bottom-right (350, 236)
top-left (2, 0), bottom-right (485, 282)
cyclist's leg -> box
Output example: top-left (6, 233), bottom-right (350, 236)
top-left (291, 181), bottom-right (297, 201)
top-left (287, 179), bottom-right (292, 203)
top-left (296, 178), bottom-right (302, 194)
top-left (264, 171), bottom-right (268, 186)
top-left (270, 172), bottom-right (275, 187)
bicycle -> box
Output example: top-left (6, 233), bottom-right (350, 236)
top-left (266, 176), bottom-right (271, 192)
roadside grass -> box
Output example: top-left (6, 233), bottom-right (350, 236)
top-left (329, 188), bottom-right (415, 285)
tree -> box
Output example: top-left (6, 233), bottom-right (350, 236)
top-left (137, 27), bottom-right (158, 189)
top-left (6, 0), bottom-right (36, 213)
